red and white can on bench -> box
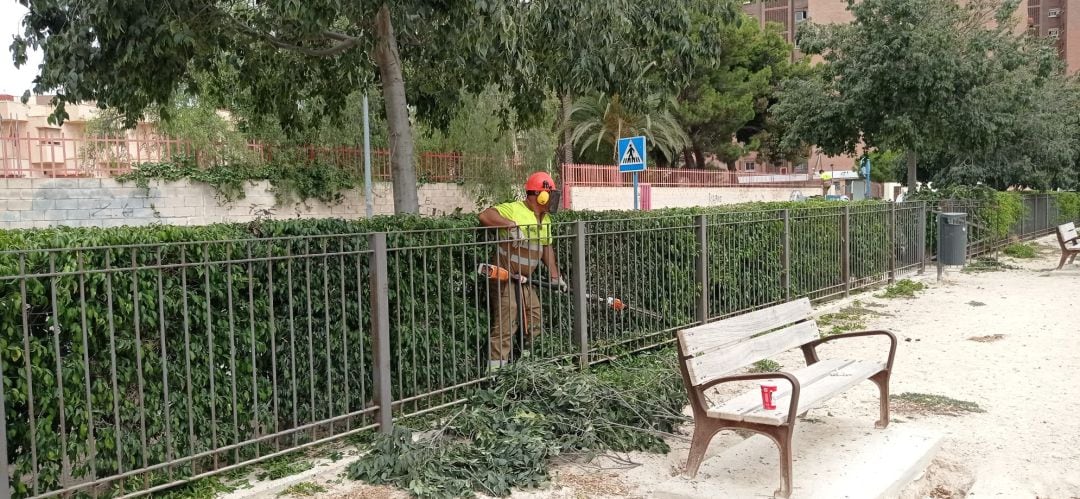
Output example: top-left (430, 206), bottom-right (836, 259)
top-left (760, 383), bottom-right (778, 410)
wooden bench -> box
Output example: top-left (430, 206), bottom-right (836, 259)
top-left (1055, 222), bottom-right (1080, 270)
top-left (676, 298), bottom-right (897, 498)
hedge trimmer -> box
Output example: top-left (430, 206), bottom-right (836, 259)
top-left (477, 264), bottom-right (661, 320)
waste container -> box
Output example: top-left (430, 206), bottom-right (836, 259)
top-left (938, 212), bottom-right (967, 266)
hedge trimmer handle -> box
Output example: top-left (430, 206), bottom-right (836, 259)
top-left (477, 264), bottom-right (655, 317)
top-left (477, 263), bottom-right (526, 284)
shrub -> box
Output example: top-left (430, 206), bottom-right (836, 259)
top-left (1050, 191), bottom-right (1080, 224)
top-left (1003, 243), bottom-right (1038, 259)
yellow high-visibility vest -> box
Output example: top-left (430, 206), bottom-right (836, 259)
top-left (494, 201), bottom-right (552, 245)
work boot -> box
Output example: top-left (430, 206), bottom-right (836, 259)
top-left (519, 336), bottom-right (533, 360)
top-left (488, 359), bottom-right (507, 374)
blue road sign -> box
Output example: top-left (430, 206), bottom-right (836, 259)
top-left (617, 136), bottom-right (646, 173)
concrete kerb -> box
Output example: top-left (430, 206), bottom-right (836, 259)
top-left (220, 449), bottom-right (366, 499)
top-left (648, 421), bottom-right (942, 499)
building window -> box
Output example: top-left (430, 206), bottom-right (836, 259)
top-left (38, 128), bottom-right (62, 146)
top-left (795, 10), bottom-right (808, 22)
top-left (744, 161), bottom-right (756, 171)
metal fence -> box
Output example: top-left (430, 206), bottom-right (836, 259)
top-left (1, 196), bottom-right (1074, 498)
top-left (926, 194), bottom-right (1067, 259)
top-left (0, 134), bottom-right (519, 183)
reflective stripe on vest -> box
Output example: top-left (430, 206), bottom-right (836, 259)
top-left (498, 247), bottom-right (540, 268)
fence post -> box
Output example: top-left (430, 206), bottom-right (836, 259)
top-left (842, 205), bottom-right (851, 297)
top-left (0, 352), bottom-right (7, 499)
top-left (1045, 195), bottom-right (1051, 233)
top-left (368, 232), bottom-right (393, 433)
top-left (781, 210), bottom-right (791, 301)
top-left (695, 214), bottom-right (709, 324)
top-left (919, 202), bottom-right (928, 274)
top-left (888, 203), bottom-right (896, 284)
top-left (572, 220), bottom-right (589, 369)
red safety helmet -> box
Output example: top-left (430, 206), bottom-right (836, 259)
top-left (524, 171), bottom-right (557, 193)
top-left (524, 171), bottom-right (560, 210)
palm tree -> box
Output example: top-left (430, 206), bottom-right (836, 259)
top-left (563, 93), bottom-right (691, 166)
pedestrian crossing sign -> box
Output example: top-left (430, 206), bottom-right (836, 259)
top-left (617, 136), bottom-right (646, 173)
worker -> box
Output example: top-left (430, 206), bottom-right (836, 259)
top-left (477, 171), bottom-right (566, 372)
top-left (819, 169), bottom-right (833, 196)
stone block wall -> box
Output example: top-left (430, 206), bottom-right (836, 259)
top-left (0, 178), bottom-right (479, 229)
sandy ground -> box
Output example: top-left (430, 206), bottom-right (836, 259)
top-left (298, 235), bottom-right (1080, 499)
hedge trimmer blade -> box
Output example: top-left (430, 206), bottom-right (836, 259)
top-left (581, 293), bottom-right (662, 320)
top-left (477, 264), bottom-right (661, 319)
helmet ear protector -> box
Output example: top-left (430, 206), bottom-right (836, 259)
top-left (529, 179), bottom-right (560, 212)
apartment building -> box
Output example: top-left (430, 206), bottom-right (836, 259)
top-left (0, 93), bottom-right (161, 177)
top-left (1027, 0), bottom-right (1080, 71)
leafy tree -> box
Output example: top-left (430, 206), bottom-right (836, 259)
top-left (771, 0), bottom-right (1057, 190)
top-left (417, 86), bottom-right (556, 205)
top-left (920, 50), bottom-right (1080, 190)
top-left (12, 0), bottom-right (739, 212)
top-left (674, 16), bottom-right (794, 169)
top-left (517, 0), bottom-right (737, 163)
top-left (564, 93), bottom-right (690, 166)
top-left (865, 150), bottom-right (905, 183)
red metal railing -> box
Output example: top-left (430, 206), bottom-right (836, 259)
top-left (560, 163), bottom-right (824, 188)
top-left (0, 134), bottom-right (856, 191)
top-left (0, 134), bottom-right (520, 182)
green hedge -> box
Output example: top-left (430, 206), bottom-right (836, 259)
top-left (0, 199), bottom-right (905, 497)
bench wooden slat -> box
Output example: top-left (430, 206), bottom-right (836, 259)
top-left (678, 298), bottom-right (814, 356)
top-left (686, 320), bottom-right (819, 385)
top-left (711, 360), bottom-right (885, 426)
top-left (1059, 223), bottom-right (1078, 244)
top-left (706, 358), bottom-right (855, 422)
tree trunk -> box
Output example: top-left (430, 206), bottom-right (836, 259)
top-left (560, 92), bottom-right (574, 164)
top-left (905, 149), bottom-right (917, 192)
top-left (682, 148), bottom-right (694, 169)
top-left (374, 4), bottom-right (419, 214)
top-left (693, 142), bottom-right (707, 170)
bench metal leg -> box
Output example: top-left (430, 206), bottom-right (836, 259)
top-left (684, 419), bottom-right (724, 479)
top-left (773, 425), bottom-right (794, 499)
top-left (1059, 252), bottom-right (1071, 270)
top-left (870, 370), bottom-right (891, 429)
top-left (685, 420), bottom-right (796, 498)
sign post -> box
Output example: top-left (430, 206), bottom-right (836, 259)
top-left (363, 94), bottom-right (373, 217)
top-left (861, 157), bottom-right (872, 200)
top-left (617, 136), bottom-right (647, 210)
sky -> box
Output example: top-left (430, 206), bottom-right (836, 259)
top-left (0, 2), bottom-right (41, 96)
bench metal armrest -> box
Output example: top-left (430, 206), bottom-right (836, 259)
top-left (801, 329), bottom-right (897, 372)
top-left (694, 372), bottom-right (802, 426)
